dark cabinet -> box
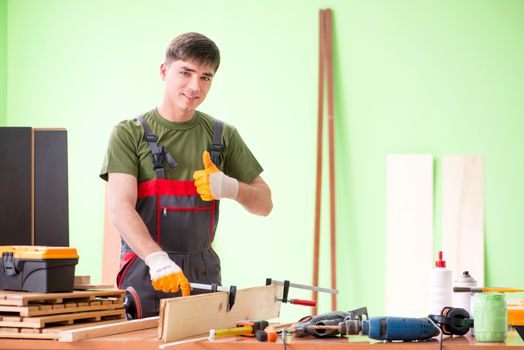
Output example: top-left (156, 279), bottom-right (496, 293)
top-left (0, 128), bottom-right (69, 246)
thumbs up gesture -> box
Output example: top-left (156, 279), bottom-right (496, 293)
top-left (193, 151), bottom-right (238, 201)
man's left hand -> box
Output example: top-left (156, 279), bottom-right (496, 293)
top-left (193, 151), bottom-right (238, 201)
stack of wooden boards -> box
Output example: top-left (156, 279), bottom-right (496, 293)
top-left (0, 289), bottom-right (126, 340)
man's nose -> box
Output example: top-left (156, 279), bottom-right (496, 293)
top-left (188, 76), bottom-right (200, 91)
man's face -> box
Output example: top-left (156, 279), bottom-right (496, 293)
top-left (160, 59), bottom-right (215, 115)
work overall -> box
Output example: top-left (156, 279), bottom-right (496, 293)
top-left (117, 116), bottom-right (223, 319)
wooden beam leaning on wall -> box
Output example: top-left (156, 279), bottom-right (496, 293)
top-left (313, 7), bottom-right (337, 316)
top-left (159, 285), bottom-right (282, 342)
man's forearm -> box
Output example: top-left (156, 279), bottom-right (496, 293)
top-left (235, 180), bottom-right (273, 216)
top-left (110, 204), bottom-right (162, 260)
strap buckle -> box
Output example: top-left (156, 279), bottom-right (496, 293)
top-left (210, 144), bottom-right (222, 165)
top-left (145, 134), bottom-right (157, 143)
top-left (151, 153), bottom-right (164, 170)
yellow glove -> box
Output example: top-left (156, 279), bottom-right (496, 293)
top-left (193, 151), bottom-right (238, 201)
top-left (145, 251), bottom-right (190, 296)
top-left (151, 273), bottom-right (191, 296)
top-left (193, 151), bottom-right (220, 201)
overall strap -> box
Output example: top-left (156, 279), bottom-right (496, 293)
top-left (135, 116), bottom-right (177, 179)
top-left (211, 119), bottom-right (223, 169)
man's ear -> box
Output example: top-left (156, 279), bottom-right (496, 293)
top-left (160, 63), bottom-right (168, 81)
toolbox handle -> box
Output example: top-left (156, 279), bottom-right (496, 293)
top-left (2, 252), bottom-right (19, 276)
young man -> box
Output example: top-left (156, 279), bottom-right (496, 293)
top-left (100, 32), bottom-right (272, 318)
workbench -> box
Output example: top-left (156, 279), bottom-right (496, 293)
top-left (0, 329), bottom-right (523, 350)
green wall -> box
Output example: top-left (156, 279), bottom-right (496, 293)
top-left (4, 0), bottom-right (524, 321)
top-left (0, 0), bottom-right (6, 124)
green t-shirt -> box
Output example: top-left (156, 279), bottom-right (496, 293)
top-left (100, 109), bottom-right (263, 183)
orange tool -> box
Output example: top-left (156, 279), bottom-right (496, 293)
top-left (255, 325), bottom-right (278, 342)
top-left (453, 287), bottom-right (524, 293)
top-left (508, 300), bottom-right (524, 341)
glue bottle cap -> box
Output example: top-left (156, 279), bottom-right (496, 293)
top-left (435, 251), bottom-right (446, 268)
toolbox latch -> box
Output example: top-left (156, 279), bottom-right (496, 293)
top-left (2, 252), bottom-right (18, 276)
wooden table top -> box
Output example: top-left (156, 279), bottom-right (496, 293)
top-left (0, 328), bottom-right (522, 350)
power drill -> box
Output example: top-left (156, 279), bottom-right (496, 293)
top-left (294, 307), bottom-right (473, 341)
top-left (340, 316), bottom-right (439, 341)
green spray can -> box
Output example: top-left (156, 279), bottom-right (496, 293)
top-left (474, 293), bottom-right (507, 342)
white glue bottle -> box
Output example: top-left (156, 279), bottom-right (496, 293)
top-left (453, 271), bottom-right (477, 316)
top-left (429, 251), bottom-right (452, 316)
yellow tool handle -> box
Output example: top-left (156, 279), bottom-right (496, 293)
top-left (483, 288), bottom-right (524, 293)
top-left (211, 325), bottom-right (253, 339)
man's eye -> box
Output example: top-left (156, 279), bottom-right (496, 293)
top-left (180, 71), bottom-right (190, 76)
top-left (202, 76), bottom-right (211, 81)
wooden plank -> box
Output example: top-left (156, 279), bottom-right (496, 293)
top-left (385, 154), bottom-right (434, 317)
top-left (0, 298), bottom-right (123, 316)
top-left (74, 283), bottom-right (115, 290)
top-left (312, 8), bottom-right (326, 316)
top-left (0, 309), bottom-right (125, 328)
top-left (74, 276), bottom-right (91, 285)
top-left (20, 328), bottom-right (41, 334)
top-left (41, 318), bottom-right (130, 334)
top-left (58, 316), bottom-right (159, 342)
top-left (442, 156), bottom-right (484, 286)
top-left (0, 331), bottom-right (56, 339)
top-left (0, 319), bottom-right (129, 340)
top-left (324, 8), bottom-right (337, 312)
top-left (0, 290), bottom-right (125, 306)
top-left (160, 285), bottom-right (282, 342)
top-left (0, 327), bottom-right (19, 333)
top-left (2, 316), bottom-right (21, 322)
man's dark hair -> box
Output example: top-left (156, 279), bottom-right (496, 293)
top-left (165, 32), bottom-right (220, 72)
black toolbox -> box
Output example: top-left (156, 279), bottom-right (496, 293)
top-left (0, 246), bottom-right (79, 292)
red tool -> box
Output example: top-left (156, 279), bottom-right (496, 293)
top-left (266, 278), bottom-right (337, 307)
top-left (278, 279), bottom-right (316, 307)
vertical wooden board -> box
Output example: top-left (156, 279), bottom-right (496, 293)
top-left (102, 184), bottom-right (120, 286)
top-left (34, 129), bottom-right (69, 246)
top-left (0, 127), bottom-right (32, 245)
top-left (385, 154), bottom-right (433, 317)
top-left (442, 156), bottom-right (484, 286)
top-left (160, 285), bottom-right (282, 342)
